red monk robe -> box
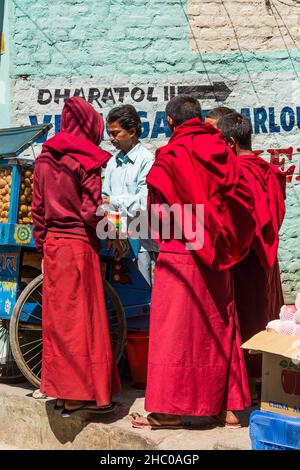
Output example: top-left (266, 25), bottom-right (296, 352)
top-left (233, 154), bottom-right (286, 379)
top-left (145, 118), bottom-right (256, 416)
top-left (32, 97), bottom-right (121, 405)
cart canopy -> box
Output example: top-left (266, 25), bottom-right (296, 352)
top-left (0, 124), bottom-right (52, 159)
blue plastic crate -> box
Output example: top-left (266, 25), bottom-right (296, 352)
top-left (250, 410), bottom-right (300, 450)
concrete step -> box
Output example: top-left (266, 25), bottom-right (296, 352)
top-left (0, 382), bottom-right (253, 450)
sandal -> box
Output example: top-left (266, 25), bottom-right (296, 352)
top-left (32, 389), bottom-right (47, 400)
top-left (213, 411), bottom-right (241, 429)
top-left (61, 401), bottom-right (116, 418)
top-left (131, 412), bottom-right (184, 430)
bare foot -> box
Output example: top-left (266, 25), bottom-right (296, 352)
top-left (223, 410), bottom-right (240, 425)
top-left (216, 410), bottom-right (241, 428)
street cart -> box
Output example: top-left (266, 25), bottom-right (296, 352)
top-left (0, 124), bottom-right (151, 388)
top-left (0, 123), bottom-right (51, 382)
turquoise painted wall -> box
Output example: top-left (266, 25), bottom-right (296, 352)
top-left (0, 0), bottom-right (11, 127)
top-left (8, 0), bottom-right (300, 78)
top-left (7, 0), bottom-right (300, 302)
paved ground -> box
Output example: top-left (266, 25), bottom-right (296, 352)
top-left (0, 443), bottom-right (19, 450)
top-left (0, 381), bottom-right (255, 450)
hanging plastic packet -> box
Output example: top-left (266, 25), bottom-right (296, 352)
top-left (106, 210), bottom-right (121, 236)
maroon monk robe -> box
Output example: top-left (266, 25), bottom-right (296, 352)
top-left (144, 119), bottom-right (255, 416)
top-left (233, 154), bottom-right (286, 378)
top-left (32, 97), bottom-right (121, 404)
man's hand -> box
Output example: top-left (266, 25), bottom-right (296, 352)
top-left (102, 196), bottom-right (110, 205)
top-left (41, 258), bottom-right (44, 275)
top-left (106, 239), bottom-right (124, 261)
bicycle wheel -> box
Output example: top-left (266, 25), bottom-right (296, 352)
top-left (0, 319), bottom-right (24, 383)
top-left (9, 274), bottom-right (127, 388)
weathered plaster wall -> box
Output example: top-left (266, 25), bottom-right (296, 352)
top-left (7, 0), bottom-right (300, 302)
top-left (0, 0), bottom-right (11, 127)
top-left (189, 0), bottom-right (300, 52)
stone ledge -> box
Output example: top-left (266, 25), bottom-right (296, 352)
top-left (0, 382), bottom-right (252, 450)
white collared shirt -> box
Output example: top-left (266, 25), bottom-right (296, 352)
top-left (102, 142), bottom-right (157, 252)
top-left (102, 142), bottom-right (154, 219)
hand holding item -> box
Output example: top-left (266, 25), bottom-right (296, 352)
top-left (119, 239), bottom-right (130, 258)
top-left (106, 239), bottom-right (125, 261)
top-left (102, 195), bottom-right (110, 205)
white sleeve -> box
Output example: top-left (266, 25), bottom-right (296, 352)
top-left (102, 160), bottom-right (113, 196)
top-left (111, 156), bottom-right (154, 218)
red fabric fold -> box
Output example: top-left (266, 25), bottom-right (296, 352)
top-left (237, 154), bottom-right (286, 269)
top-left (233, 154), bottom-right (286, 378)
top-left (41, 97), bottom-right (111, 172)
top-left (42, 132), bottom-right (111, 172)
top-left (41, 237), bottom-right (122, 403)
top-left (32, 97), bottom-right (110, 252)
top-left (146, 118), bottom-right (256, 270)
top-left (145, 252), bottom-right (251, 415)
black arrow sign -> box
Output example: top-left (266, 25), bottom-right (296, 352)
top-left (177, 82), bottom-right (232, 102)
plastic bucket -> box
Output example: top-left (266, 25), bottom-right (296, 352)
top-left (126, 332), bottom-right (149, 388)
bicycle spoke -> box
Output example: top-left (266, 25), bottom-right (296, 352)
top-left (30, 359), bottom-right (42, 373)
top-left (19, 337), bottom-right (43, 349)
top-left (0, 330), bottom-right (8, 341)
top-left (19, 311), bottom-right (42, 322)
top-left (29, 289), bottom-right (43, 306)
top-left (18, 324), bottom-right (42, 333)
top-left (22, 341), bottom-right (43, 358)
top-left (25, 349), bottom-right (42, 365)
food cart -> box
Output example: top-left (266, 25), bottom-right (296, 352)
top-left (0, 123), bottom-right (51, 382)
top-left (0, 124), bottom-right (151, 387)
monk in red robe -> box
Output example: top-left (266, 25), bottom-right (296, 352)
top-left (205, 106), bottom-right (233, 128)
top-left (131, 96), bottom-right (257, 429)
top-left (32, 97), bottom-right (122, 415)
top-left (218, 112), bottom-right (286, 403)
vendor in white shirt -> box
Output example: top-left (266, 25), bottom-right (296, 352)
top-left (102, 104), bottom-right (157, 286)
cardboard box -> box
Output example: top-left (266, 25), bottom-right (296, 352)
top-left (242, 331), bottom-right (300, 418)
